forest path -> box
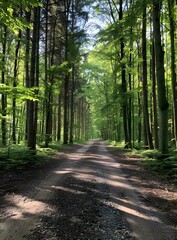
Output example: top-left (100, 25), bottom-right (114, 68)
top-left (0, 141), bottom-right (177, 239)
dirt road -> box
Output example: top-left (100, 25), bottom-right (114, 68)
top-left (0, 141), bottom-right (177, 239)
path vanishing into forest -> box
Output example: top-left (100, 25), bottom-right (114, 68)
top-left (0, 141), bottom-right (177, 240)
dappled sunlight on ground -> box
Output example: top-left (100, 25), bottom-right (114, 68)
top-left (0, 192), bottom-right (53, 240)
top-left (4, 194), bottom-right (52, 220)
top-left (69, 154), bottom-right (164, 225)
top-left (57, 144), bottom-right (172, 235)
top-left (54, 169), bottom-right (72, 174)
top-left (100, 197), bottom-right (162, 222)
top-left (51, 185), bottom-right (86, 195)
top-left (65, 153), bottom-right (83, 160)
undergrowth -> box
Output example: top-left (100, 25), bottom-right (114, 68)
top-left (0, 140), bottom-right (84, 171)
top-left (0, 143), bottom-right (60, 170)
top-left (141, 153), bottom-right (177, 184)
top-left (131, 149), bottom-right (177, 183)
top-left (109, 141), bottom-right (177, 184)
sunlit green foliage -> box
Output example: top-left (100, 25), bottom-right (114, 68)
top-left (0, 0), bottom-right (41, 32)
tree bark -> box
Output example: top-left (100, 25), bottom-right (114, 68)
top-left (27, 6), bottom-right (40, 150)
top-left (63, 0), bottom-right (69, 144)
top-left (34, 5), bottom-right (40, 145)
top-left (57, 94), bottom-right (62, 141)
top-left (69, 63), bottom-right (75, 144)
top-left (168, 0), bottom-right (177, 148)
top-left (45, 6), bottom-right (56, 147)
top-left (119, 0), bottom-right (129, 147)
top-left (25, 11), bottom-right (31, 142)
top-left (44, 0), bottom-right (49, 147)
top-left (153, 0), bottom-right (169, 153)
top-left (1, 25), bottom-right (7, 146)
top-left (63, 74), bottom-right (69, 144)
top-left (151, 36), bottom-right (159, 149)
top-left (12, 27), bottom-right (21, 144)
top-left (142, 6), bottom-right (153, 149)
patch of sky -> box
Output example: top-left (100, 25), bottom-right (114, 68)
top-left (82, 2), bottom-right (107, 50)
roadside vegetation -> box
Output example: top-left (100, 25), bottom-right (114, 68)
top-left (0, 144), bottom-right (59, 171)
top-left (109, 140), bottom-right (177, 184)
top-left (138, 149), bottom-right (177, 184)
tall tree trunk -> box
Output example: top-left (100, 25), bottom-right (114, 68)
top-left (137, 40), bottom-right (142, 145)
top-left (142, 6), bottom-right (153, 149)
top-left (153, 0), bottom-right (169, 153)
top-left (69, 0), bottom-right (75, 144)
top-left (27, 6), bottom-right (40, 150)
top-left (69, 63), bottom-right (75, 144)
top-left (44, 0), bottom-right (54, 147)
top-left (57, 94), bottom-right (61, 141)
top-left (1, 25), bottom-right (7, 146)
top-left (119, 0), bottom-right (129, 147)
top-left (81, 98), bottom-right (85, 140)
top-left (63, 1), bottom-right (69, 144)
top-left (12, 28), bottom-right (21, 144)
top-left (45, 92), bottom-right (52, 147)
top-left (45, 13), bottom-right (56, 147)
top-left (25, 11), bottom-right (31, 141)
top-left (128, 24), bottom-right (134, 148)
top-left (128, 57), bottom-right (132, 147)
top-left (63, 74), bottom-right (69, 144)
top-left (44, 0), bottom-right (49, 147)
top-left (151, 37), bottom-right (159, 149)
top-left (132, 75), bottom-right (135, 147)
top-left (168, 0), bottom-right (177, 148)
top-left (78, 98), bottom-right (81, 140)
top-left (34, 5), bottom-right (40, 146)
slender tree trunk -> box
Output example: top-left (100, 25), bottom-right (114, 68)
top-left (153, 0), bottom-right (169, 153)
top-left (119, 0), bottom-right (129, 147)
top-left (57, 94), bottom-right (61, 141)
top-left (128, 24), bottom-right (134, 148)
top-left (45, 92), bottom-right (52, 147)
top-left (1, 25), bottom-right (7, 146)
top-left (151, 37), bottom-right (159, 149)
top-left (142, 6), bottom-right (153, 149)
top-left (12, 28), bottom-right (21, 144)
top-left (137, 39), bottom-right (142, 145)
top-left (128, 60), bottom-right (132, 148)
top-left (132, 75), bottom-right (135, 147)
top-left (25, 11), bottom-right (31, 141)
top-left (27, 6), bottom-right (39, 150)
top-left (45, 30), bottom-right (56, 147)
top-left (63, 1), bottom-right (69, 144)
top-left (41, 103), bottom-right (45, 142)
top-left (81, 98), bottom-right (85, 140)
top-left (69, 63), bottom-right (75, 144)
top-left (138, 91), bottom-right (142, 144)
top-left (34, 5), bottom-right (40, 146)
top-left (44, 0), bottom-right (52, 148)
top-left (63, 74), bottom-right (69, 144)
top-left (78, 98), bottom-right (81, 140)
top-left (168, 0), bottom-right (177, 147)
top-left (53, 106), bottom-right (57, 141)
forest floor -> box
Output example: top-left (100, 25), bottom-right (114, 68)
top-left (0, 141), bottom-right (177, 239)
